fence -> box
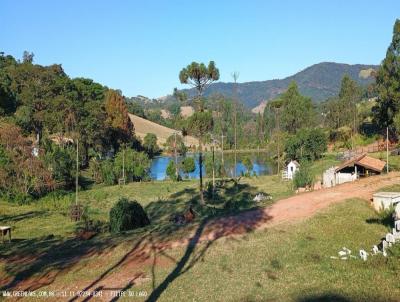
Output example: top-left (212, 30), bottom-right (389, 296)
top-left (337, 141), bottom-right (397, 160)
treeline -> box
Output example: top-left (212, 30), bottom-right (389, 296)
top-left (0, 52), bottom-right (153, 202)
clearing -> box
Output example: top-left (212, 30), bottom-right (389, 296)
top-left (1, 172), bottom-right (400, 301)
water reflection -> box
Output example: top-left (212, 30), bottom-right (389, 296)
top-left (149, 152), bottom-right (275, 180)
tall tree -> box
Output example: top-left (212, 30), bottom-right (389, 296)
top-left (22, 51), bottom-right (34, 64)
top-left (373, 19), bottom-right (400, 131)
top-left (280, 82), bottom-right (315, 134)
top-left (338, 75), bottom-right (361, 140)
top-left (143, 133), bottom-right (160, 158)
top-left (179, 61), bottom-right (219, 204)
top-left (105, 89), bottom-right (134, 151)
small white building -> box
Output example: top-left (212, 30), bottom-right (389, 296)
top-left (372, 192), bottom-right (400, 211)
top-left (282, 160), bottom-right (300, 180)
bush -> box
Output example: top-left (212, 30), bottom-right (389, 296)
top-left (109, 198), bottom-right (150, 233)
top-left (143, 133), bottom-right (160, 158)
top-left (43, 143), bottom-right (75, 188)
top-left (182, 157), bottom-right (196, 174)
top-left (166, 134), bottom-right (187, 156)
top-left (101, 159), bottom-right (116, 185)
top-left (166, 160), bottom-right (179, 181)
top-left (285, 128), bottom-right (327, 161)
top-left (89, 157), bottom-right (103, 184)
top-left (114, 148), bottom-right (150, 182)
top-left (204, 155), bottom-right (224, 178)
top-left (293, 161), bottom-right (314, 189)
top-left (377, 204), bottom-right (395, 229)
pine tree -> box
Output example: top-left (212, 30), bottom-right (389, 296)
top-left (373, 19), bottom-right (400, 129)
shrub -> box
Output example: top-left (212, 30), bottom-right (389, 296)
top-left (166, 134), bottom-right (187, 156)
top-left (109, 198), bottom-right (150, 233)
top-left (101, 159), bottom-right (116, 185)
top-left (285, 128), bottom-right (327, 161)
top-left (114, 148), bottom-right (150, 182)
top-left (377, 204), bottom-right (395, 229)
top-left (89, 157), bottom-right (103, 184)
top-left (143, 133), bottom-right (160, 158)
top-left (204, 155), bottom-right (223, 178)
top-left (43, 143), bottom-right (75, 188)
top-left (0, 122), bottom-right (54, 200)
top-left (293, 161), bottom-right (314, 189)
top-left (182, 157), bottom-right (196, 174)
top-left (166, 160), bottom-right (179, 181)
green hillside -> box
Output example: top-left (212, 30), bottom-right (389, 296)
top-left (178, 62), bottom-right (378, 108)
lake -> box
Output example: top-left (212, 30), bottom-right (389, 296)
top-left (149, 152), bottom-right (276, 180)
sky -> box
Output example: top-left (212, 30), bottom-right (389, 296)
top-left (1, 1), bottom-right (399, 98)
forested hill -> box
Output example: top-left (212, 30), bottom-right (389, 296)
top-left (178, 62), bottom-right (378, 108)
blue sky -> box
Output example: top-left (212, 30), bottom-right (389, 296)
top-left (1, 1), bottom-right (399, 98)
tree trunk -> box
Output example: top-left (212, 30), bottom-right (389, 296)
top-left (199, 138), bottom-right (204, 205)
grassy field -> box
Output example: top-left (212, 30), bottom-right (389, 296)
top-left (128, 113), bottom-right (199, 147)
top-left (3, 155), bottom-right (400, 301)
top-left (2, 196), bottom-right (399, 301)
top-left (137, 199), bottom-right (400, 302)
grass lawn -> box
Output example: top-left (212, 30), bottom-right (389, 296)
top-left (2, 156), bottom-right (399, 301)
top-left (2, 197), bottom-right (399, 301)
top-left (136, 199), bottom-right (400, 302)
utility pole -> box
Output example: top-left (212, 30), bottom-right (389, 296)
top-left (387, 126), bottom-right (389, 173)
top-left (221, 133), bottom-right (225, 172)
top-left (174, 131), bottom-right (178, 179)
top-left (232, 72), bottom-right (239, 179)
top-left (75, 139), bottom-right (79, 206)
top-left (122, 144), bottom-right (125, 184)
top-left (275, 107), bottom-right (281, 175)
top-left (212, 137), bottom-right (216, 190)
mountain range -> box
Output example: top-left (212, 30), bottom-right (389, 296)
top-left (177, 62), bottom-right (378, 109)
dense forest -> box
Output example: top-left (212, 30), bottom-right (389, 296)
top-left (0, 52), bottom-right (151, 202)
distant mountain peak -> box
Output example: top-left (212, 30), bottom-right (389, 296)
top-left (176, 62), bottom-right (378, 109)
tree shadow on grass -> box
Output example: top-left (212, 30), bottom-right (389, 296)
top-left (0, 182), bottom-right (273, 298)
top-left (366, 216), bottom-right (394, 229)
top-left (296, 293), bottom-right (353, 302)
top-left (0, 234), bottom-right (125, 291)
top-left (295, 292), bottom-right (388, 302)
top-left (145, 189), bottom-right (274, 301)
top-left (0, 211), bottom-right (47, 224)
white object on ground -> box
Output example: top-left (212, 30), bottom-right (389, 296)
top-left (342, 247), bottom-right (351, 254)
top-left (253, 193), bottom-right (271, 202)
top-left (394, 203), bottom-right (400, 220)
top-left (395, 220), bottom-right (400, 232)
top-left (372, 245), bottom-right (379, 255)
top-left (386, 233), bottom-right (395, 244)
top-left (359, 250), bottom-right (368, 261)
top-left (382, 240), bottom-right (389, 251)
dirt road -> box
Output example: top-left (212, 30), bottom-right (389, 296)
top-left (201, 172), bottom-right (400, 241)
